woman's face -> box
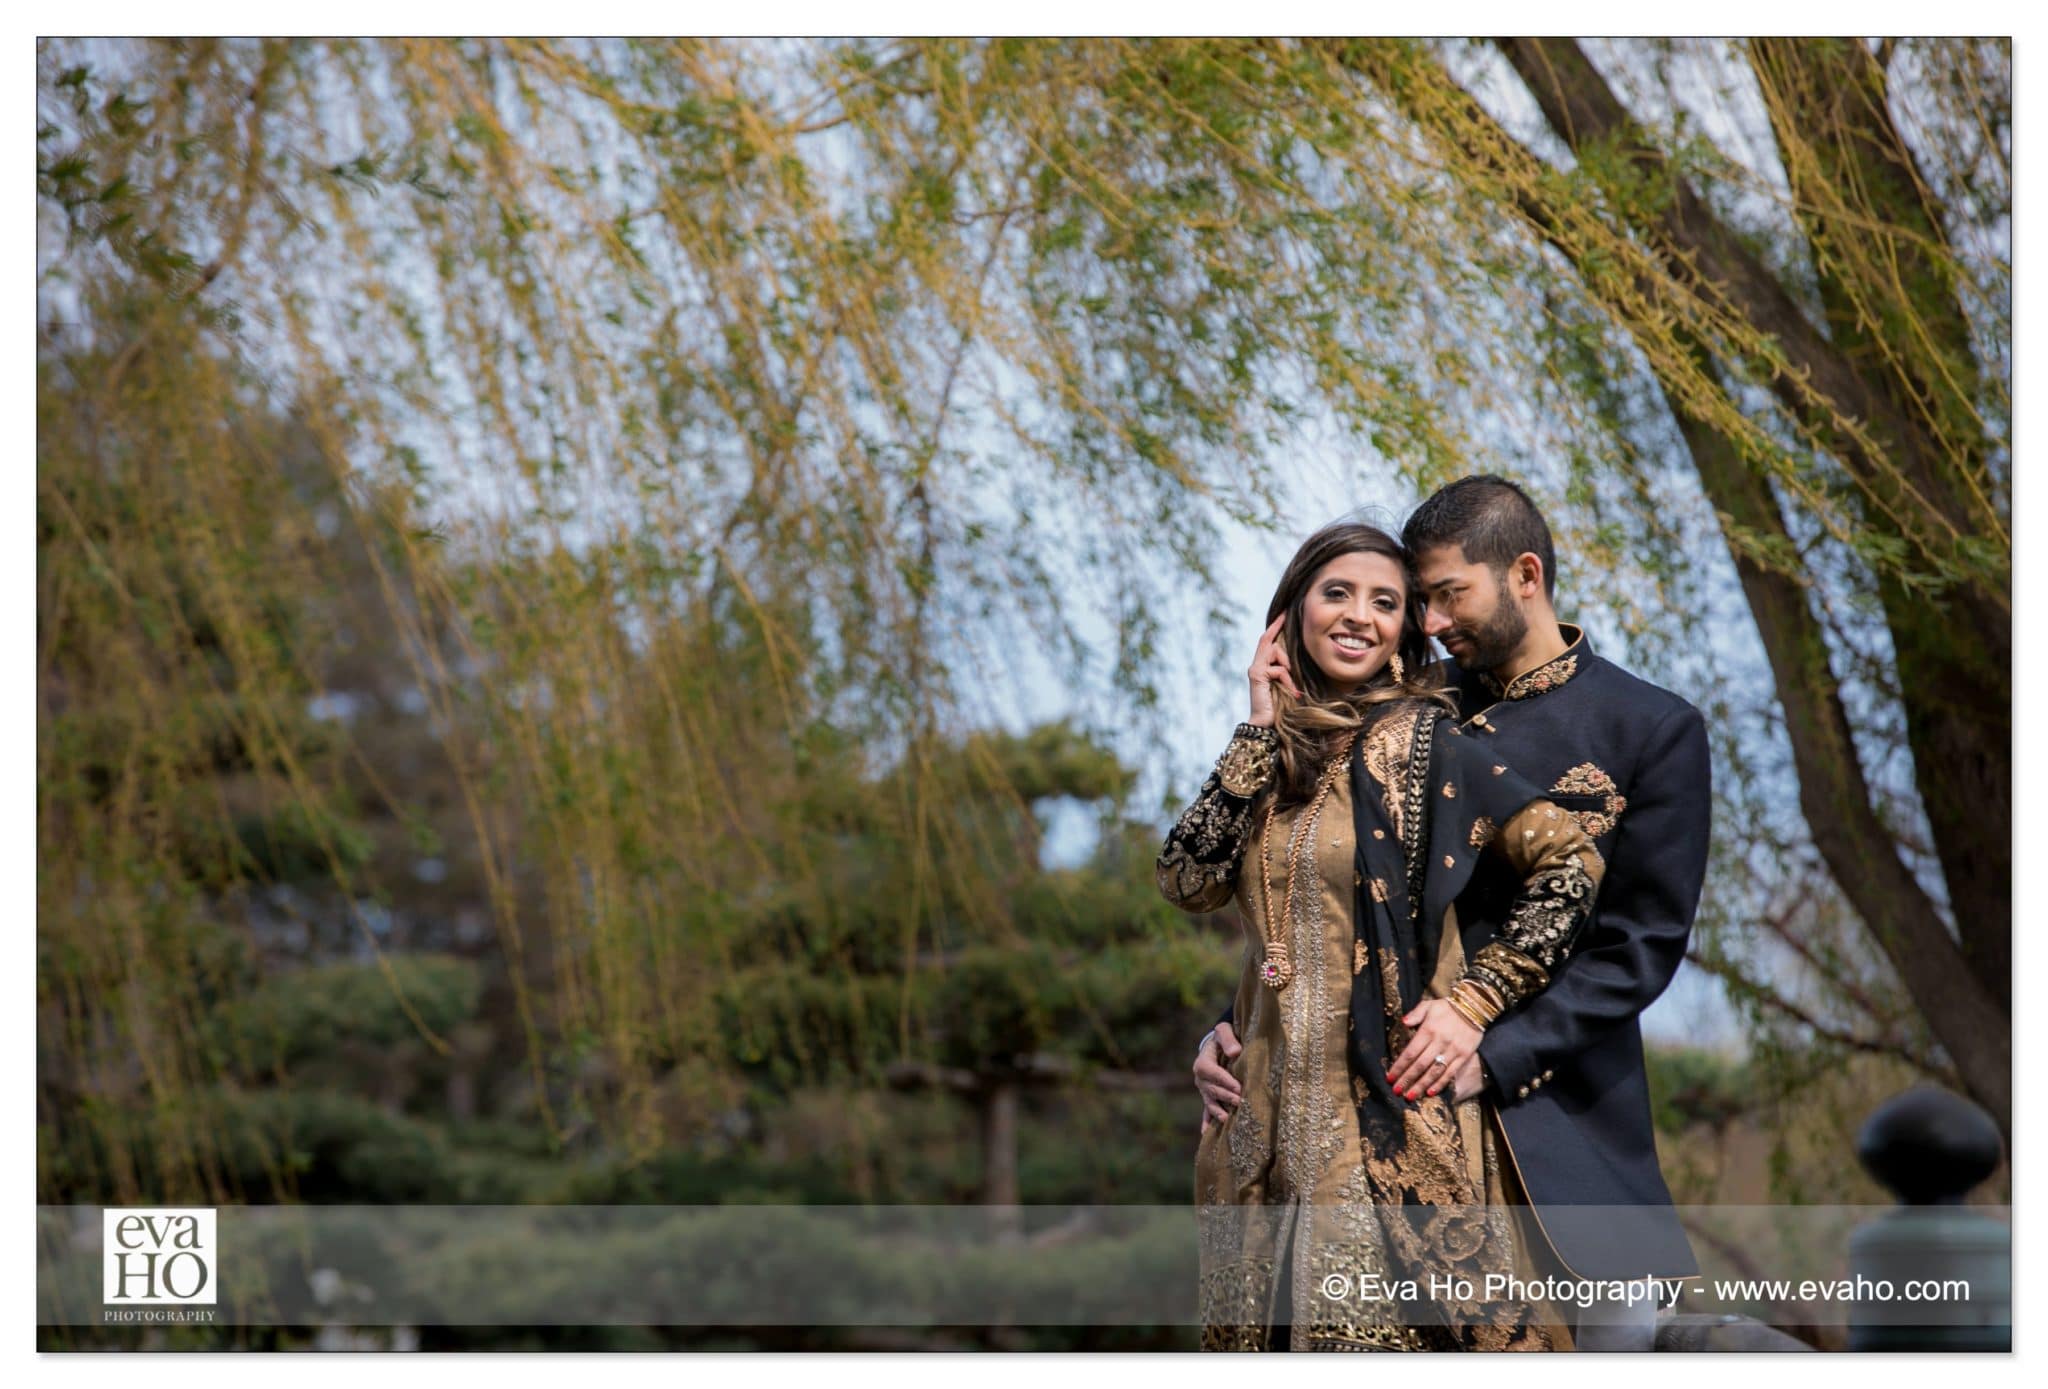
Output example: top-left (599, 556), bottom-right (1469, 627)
top-left (1297, 550), bottom-right (1407, 693)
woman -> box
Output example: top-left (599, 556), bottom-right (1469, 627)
top-left (1156, 521), bottom-right (1603, 1352)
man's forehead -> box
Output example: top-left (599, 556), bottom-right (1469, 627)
top-left (1414, 543), bottom-right (1480, 579)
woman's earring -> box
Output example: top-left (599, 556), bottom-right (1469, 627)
top-left (1389, 651), bottom-right (1406, 685)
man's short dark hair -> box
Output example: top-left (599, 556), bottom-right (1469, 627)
top-left (1401, 475), bottom-right (1557, 598)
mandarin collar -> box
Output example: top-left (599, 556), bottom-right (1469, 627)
top-left (1477, 623), bottom-right (1590, 703)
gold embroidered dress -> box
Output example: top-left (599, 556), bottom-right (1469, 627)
top-left (1158, 702), bottom-right (1606, 1351)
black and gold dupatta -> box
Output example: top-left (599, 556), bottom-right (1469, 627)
top-left (1344, 702), bottom-right (1552, 1156)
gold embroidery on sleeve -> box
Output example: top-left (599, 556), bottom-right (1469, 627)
top-left (1549, 761), bottom-right (1628, 838)
top-left (1156, 727), bottom-right (1280, 910)
top-left (1218, 726), bottom-right (1280, 796)
top-left (1467, 941), bottom-right (1551, 1005)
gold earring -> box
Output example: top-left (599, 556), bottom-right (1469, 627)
top-left (1388, 651), bottom-right (1406, 685)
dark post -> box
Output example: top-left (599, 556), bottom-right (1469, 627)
top-left (1847, 1086), bottom-right (2009, 1351)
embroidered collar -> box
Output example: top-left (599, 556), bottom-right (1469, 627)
top-left (1479, 623), bottom-right (1589, 702)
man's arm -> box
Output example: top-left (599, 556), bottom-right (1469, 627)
top-left (1478, 703), bottom-right (1711, 1099)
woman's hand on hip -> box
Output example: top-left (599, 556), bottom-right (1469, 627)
top-left (1386, 999), bottom-right (1483, 1099)
top-left (1247, 613), bottom-right (1302, 727)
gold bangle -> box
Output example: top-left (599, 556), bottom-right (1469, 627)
top-left (1450, 979), bottom-right (1502, 1027)
top-left (1445, 993), bottom-right (1490, 1032)
top-left (1459, 974), bottom-right (1505, 1017)
top-left (1464, 978), bottom-right (1506, 1017)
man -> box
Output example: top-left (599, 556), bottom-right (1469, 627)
top-left (1193, 475), bottom-right (1712, 1351)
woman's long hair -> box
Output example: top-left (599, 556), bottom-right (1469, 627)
top-left (1264, 520), bottom-right (1454, 807)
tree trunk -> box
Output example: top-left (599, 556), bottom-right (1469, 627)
top-left (1745, 37), bottom-right (2010, 1010)
top-left (1670, 349), bottom-right (2009, 1131)
top-left (979, 1080), bottom-right (1022, 1244)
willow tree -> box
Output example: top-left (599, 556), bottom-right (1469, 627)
top-left (38, 37), bottom-right (2009, 1199)
top-left (1338, 38), bottom-right (2008, 1134)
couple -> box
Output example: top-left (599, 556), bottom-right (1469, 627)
top-left (1157, 476), bottom-right (1710, 1352)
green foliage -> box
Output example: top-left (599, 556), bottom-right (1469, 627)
top-left (228, 802), bottom-right (376, 885)
top-left (1645, 1044), bottom-right (1749, 1136)
top-left (711, 937), bottom-right (1232, 1083)
top-left (207, 956), bottom-right (482, 1071)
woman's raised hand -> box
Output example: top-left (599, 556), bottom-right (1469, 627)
top-left (1247, 613), bottom-right (1303, 727)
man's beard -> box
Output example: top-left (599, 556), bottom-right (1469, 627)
top-left (1447, 581), bottom-right (1529, 671)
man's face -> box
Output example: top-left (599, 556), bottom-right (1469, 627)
top-left (1414, 544), bottom-right (1529, 671)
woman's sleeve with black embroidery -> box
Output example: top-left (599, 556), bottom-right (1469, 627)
top-left (1461, 802), bottom-right (1606, 1009)
top-left (1155, 724), bottom-right (1278, 914)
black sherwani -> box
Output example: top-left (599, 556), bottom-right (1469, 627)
top-left (1443, 624), bottom-right (1710, 1280)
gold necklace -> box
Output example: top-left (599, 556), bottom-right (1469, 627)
top-left (1256, 732), bottom-right (1358, 990)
